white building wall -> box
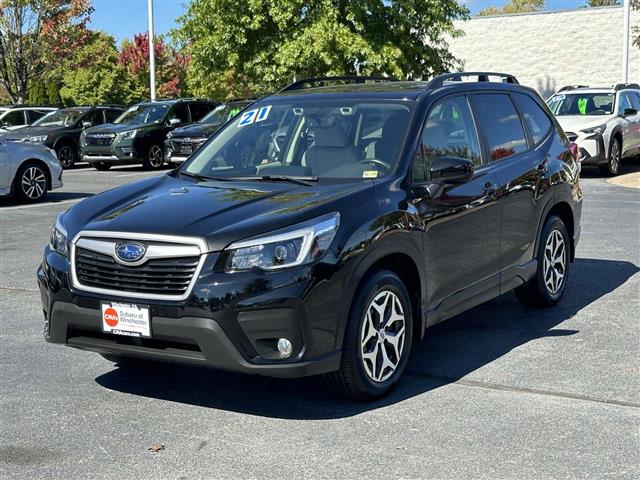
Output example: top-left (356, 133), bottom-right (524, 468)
top-left (449, 6), bottom-right (640, 97)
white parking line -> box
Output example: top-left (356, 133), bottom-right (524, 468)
top-left (0, 198), bottom-right (86, 211)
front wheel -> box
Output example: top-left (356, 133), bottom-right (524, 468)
top-left (599, 137), bottom-right (622, 176)
top-left (56, 144), bottom-right (76, 168)
top-left (14, 162), bottom-right (49, 202)
top-left (516, 215), bottom-right (570, 308)
top-left (143, 144), bottom-right (164, 170)
top-left (324, 270), bottom-right (413, 401)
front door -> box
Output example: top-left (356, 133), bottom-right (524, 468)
top-left (0, 141), bottom-right (10, 194)
top-left (411, 94), bottom-right (501, 319)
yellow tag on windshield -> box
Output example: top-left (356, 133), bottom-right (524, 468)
top-left (363, 170), bottom-right (378, 178)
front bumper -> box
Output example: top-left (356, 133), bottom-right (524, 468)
top-left (81, 145), bottom-right (141, 164)
top-left (566, 131), bottom-right (607, 166)
top-left (37, 247), bottom-right (344, 378)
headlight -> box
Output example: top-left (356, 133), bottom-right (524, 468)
top-left (226, 213), bottom-right (340, 271)
top-left (581, 124), bottom-right (606, 135)
top-left (24, 135), bottom-right (48, 143)
top-left (50, 213), bottom-right (69, 256)
top-left (116, 130), bottom-right (137, 141)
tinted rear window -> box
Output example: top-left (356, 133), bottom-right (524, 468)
top-left (472, 94), bottom-right (527, 161)
top-left (514, 93), bottom-right (552, 145)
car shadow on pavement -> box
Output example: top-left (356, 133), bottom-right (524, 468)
top-left (95, 257), bottom-right (638, 419)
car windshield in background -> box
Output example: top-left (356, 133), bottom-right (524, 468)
top-left (33, 109), bottom-right (87, 127)
top-left (547, 93), bottom-right (615, 116)
top-left (184, 100), bottom-right (413, 180)
top-left (115, 104), bottom-right (169, 125)
top-left (199, 104), bottom-right (246, 124)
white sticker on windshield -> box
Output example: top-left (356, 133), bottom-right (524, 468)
top-left (555, 95), bottom-right (565, 101)
top-left (238, 109), bottom-right (258, 127)
top-left (255, 106), bottom-right (271, 123)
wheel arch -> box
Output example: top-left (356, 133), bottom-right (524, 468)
top-left (11, 158), bottom-right (52, 195)
top-left (537, 201), bottom-right (575, 262)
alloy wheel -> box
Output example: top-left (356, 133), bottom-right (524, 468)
top-left (610, 141), bottom-right (621, 174)
top-left (57, 146), bottom-right (74, 167)
top-left (360, 290), bottom-right (406, 383)
top-left (148, 145), bottom-right (164, 168)
top-left (543, 229), bottom-right (566, 295)
top-left (21, 166), bottom-right (47, 200)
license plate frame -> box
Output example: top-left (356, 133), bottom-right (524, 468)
top-left (101, 301), bottom-right (151, 338)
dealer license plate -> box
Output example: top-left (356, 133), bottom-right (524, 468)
top-left (101, 302), bottom-right (151, 338)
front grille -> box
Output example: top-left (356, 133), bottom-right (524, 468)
top-left (565, 131), bottom-right (578, 142)
top-left (171, 138), bottom-right (206, 155)
top-left (86, 134), bottom-right (115, 146)
top-left (75, 247), bottom-right (199, 296)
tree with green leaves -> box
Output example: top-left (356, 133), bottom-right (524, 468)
top-left (477, 0), bottom-right (544, 16)
top-left (0, 0), bottom-right (93, 104)
top-left (59, 31), bottom-right (137, 106)
top-left (585, 0), bottom-right (619, 6)
top-left (173, 0), bottom-right (469, 100)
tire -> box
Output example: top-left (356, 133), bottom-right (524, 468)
top-left (324, 270), bottom-right (413, 401)
top-left (13, 162), bottom-right (49, 203)
top-left (515, 215), bottom-right (570, 308)
top-left (143, 144), bottom-right (164, 170)
top-left (93, 162), bottom-right (112, 171)
top-left (55, 143), bottom-right (76, 168)
top-left (599, 137), bottom-right (622, 176)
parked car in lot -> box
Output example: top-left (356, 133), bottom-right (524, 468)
top-left (165, 100), bottom-right (253, 165)
top-left (80, 98), bottom-right (218, 171)
top-left (0, 139), bottom-right (63, 202)
top-left (0, 105), bottom-right (57, 133)
top-left (0, 105), bottom-right (125, 168)
top-left (547, 83), bottom-right (640, 176)
top-left (38, 73), bottom-right (582, 400)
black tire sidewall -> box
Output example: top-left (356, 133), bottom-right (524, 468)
top-left (342, 270), bottom-right (413, 398)
top-left (14, 162), bottom-right (48, 202)
top-left (533, 216), bottom-right (570, 304)
top-left (607, 137), bottom-right (621, 176)
top-left (56, 144), bottom-right (76, 168)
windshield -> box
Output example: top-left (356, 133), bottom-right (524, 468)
top-left (115, 104), bottom-right (169, 125)
top-left (199, 104), bottom-right (246, 124)
top-left (183, 100), bottom-right (413, 180)
top-left (547, 93), bottom-right (615, 116)
top-left (33, 109), bottom-right (86, 127)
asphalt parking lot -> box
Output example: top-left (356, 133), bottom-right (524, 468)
top-left (1, 162), bottom-right (639, 479)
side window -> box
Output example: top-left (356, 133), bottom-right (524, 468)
top-left (105, 109), bottom-right (123, 123)
top-left (472, 94), bottom-right (528, 161)
top-left (169, 104), bottom-right (190, 124)
top-left (190, 103), bottom-right (213, 122)
top-left (1, 110), bottom-right (26, 127)
top-left (630, 92), bottom-right (640, 111)
top-left (619, 93), bottom-right (633, 115)
top-left (84, 110), bottom-right (105, 126)
top-left (413, 95), bottom-right (481, 182)
top-left (514, 93), bottom-right (552, 145)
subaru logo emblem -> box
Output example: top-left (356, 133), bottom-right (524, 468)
top-left (115, 242), bottom-right (146, 262)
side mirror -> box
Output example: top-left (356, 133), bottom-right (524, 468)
top-left (169, 118), bottom-right (181, 126)
top-left (430, 156), bottom-right (474, 184)
top-left (623, 108), bottom-right (638, 117)
top-left (82, 121), bottom-right (92, 128)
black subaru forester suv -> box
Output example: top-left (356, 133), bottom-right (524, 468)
top-left (38, 73), bottom-right (582, 400)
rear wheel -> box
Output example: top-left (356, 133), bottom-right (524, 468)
top-left (516, 215), bottom-right (570, 308)
top-left (14, 162), bottom-right (49, 202)
top-left (599, 137), bottom-right (621, 176)
top-left (93, 162), bottom-right (112, 171)
top-left (143, 144), bottom-right (164, 170)
top-left (56, 144), bottom-right (76, 168)
top-left (324, 270), bottom-right (413, 401)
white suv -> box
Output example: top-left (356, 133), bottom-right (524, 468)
top-left (0, 106), bottom-right (57, 134)
top-left (547, 84), bottom-right (640, 176)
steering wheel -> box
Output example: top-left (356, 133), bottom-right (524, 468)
top-left (358, 158), bottom-right (391, 170)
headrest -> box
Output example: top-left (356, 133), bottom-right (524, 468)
top-left (314, 124), bottom-right (349, 148)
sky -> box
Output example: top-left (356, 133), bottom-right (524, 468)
top-left (89, 0), bottom-right (592, 44)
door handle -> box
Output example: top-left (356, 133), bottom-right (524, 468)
top-left (483, 181), bottom-right (497, 197)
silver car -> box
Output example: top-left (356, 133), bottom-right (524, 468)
top-left (0, 139), bottom-right (63, 202)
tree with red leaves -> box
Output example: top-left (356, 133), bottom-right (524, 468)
top-left (0, 0), bottom-right (93, 104)
top-left (118, 32), bottom-right (189, 100)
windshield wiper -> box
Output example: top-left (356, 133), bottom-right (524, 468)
top-left (180, 171), bottom-right (235, 182)
top-left (250, 175), bottom-right (319, 186)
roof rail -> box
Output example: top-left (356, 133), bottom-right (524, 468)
top-left (427, 71), bottom-right (519, 90)
top-left (556, 85), bottom-right (589, 93)
top-left (279, 76), bottom-right (398, 93)
top-left (614, 83), bottom-right (640, 91)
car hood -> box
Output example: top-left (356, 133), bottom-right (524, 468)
top-left (63, 173), bottom-right (374, 252)
top-left (85, 123), bottom-right (145, 135)
top-left (1, 125), bottom-right (67, 140)
top-left (171, 123), bottom-right (220, 138)
top-left (555, 115), bottom-right (614, 134)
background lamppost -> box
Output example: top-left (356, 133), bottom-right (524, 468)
top-left (622, 0), bottom-right (630, 83)
top-left (148, 0), bottom-right (156, 101)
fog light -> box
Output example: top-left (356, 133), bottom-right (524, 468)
top-left (277, 338), bottom-right (293, 358)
